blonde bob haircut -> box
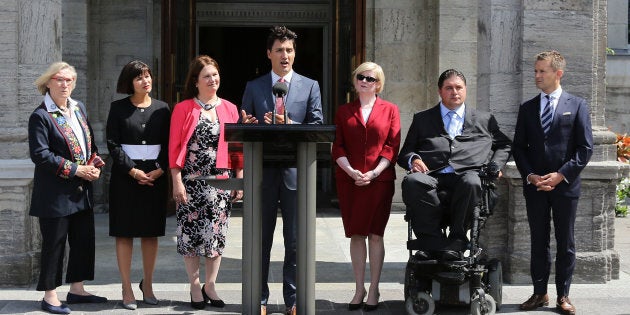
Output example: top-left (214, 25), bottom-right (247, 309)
top-left (352, 61), bottom-right (385, 94)
top-left (34, 62), bottom-right (77, 95)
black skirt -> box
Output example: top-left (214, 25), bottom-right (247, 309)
top-left (108, 159), bottom-right (167, 237)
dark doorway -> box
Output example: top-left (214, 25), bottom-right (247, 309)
top-left (198, 27), bottom-right (324, 109)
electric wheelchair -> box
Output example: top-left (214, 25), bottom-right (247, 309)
top-left (403, 162), bottom-right (502, 315)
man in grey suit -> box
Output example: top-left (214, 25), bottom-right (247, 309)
top-left (513, 51), bottom-right (592, 315)
top-left (397, 69), bottom-right (511, 260)
top-left (241, 25), bottom-right (323, 315)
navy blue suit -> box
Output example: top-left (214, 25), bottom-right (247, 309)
top-left (512, 91), bottom-right (593, 297)
top-left (241, 71), bottom-right (323, 307)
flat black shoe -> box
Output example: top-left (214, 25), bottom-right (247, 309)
top-left (41, 300), bottom-right (71, 314)
top-left (66, 292), bottom-right (108, 304)
top-left (190, 294), bottom-right (205, 310)
top-left (201, 284), bottom-right (225, 307)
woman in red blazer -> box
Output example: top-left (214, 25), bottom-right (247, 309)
top-left (331, 62), bottom-right (401, 311)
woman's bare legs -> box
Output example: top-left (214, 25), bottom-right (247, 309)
top-left (115, 237), bottom-right (135, 303)
top-left (183, 257), bottom-right (203, 302)
top-left (203, 256), bottom-right (222, 300)
top-left (366, 234), bottom-right (384, 305)
top-left (349, 235), bottom-right (367, 304)
top-left (140, 237), bottom-right (158, 299)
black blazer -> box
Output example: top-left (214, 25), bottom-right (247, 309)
top-left (512, 91), bottom-right (593, 197)
top-left (397, 103), bottom-right (511, 173)
top-left (28, 101), bottom-right (99, 218)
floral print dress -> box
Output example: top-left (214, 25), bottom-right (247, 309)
top-left (176, 114), bottom-right (232, 258)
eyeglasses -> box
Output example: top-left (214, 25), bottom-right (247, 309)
top-left (51, 76), bottom-right (74, 85)
top-left (356, 74), bottom-right (378, 83)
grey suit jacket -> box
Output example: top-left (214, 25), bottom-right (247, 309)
top-left (241, 71), bottom-right (324, 189)
top-left (397, 103), bottom-right (511, 174)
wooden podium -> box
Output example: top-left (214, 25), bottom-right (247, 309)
top-left (210, 123), bottom-right (335, 315)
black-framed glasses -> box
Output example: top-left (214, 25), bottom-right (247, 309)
top-left (356, 74), bottom-right (378, 83)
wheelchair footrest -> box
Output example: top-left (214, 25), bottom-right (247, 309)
top-left (435, 271), bottom-right (467, 284)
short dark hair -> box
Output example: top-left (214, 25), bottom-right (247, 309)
top-left (438, 69), bottom-right (466, 89)
top-left (183, 55), bottom-right (220, 100)
top-left (116, 60), bottom-right (152, 94)
top-left (266, 26), bottom-right (297, 51)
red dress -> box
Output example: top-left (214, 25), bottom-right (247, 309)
top-left (332, 97), bottom-right (401, 237)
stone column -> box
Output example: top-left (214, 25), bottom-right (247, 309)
top-left (501, 0), bottom-right (630, 284)
top-left (0, 0), bottom-right (62, 286)
top-left (365, 0), bottom-right (438, 207)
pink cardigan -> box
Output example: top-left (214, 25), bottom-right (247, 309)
top-left (169, 98), bottom-right (242, 169)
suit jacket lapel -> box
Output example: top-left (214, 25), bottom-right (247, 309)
top-left (462, 105), bottom-right (476, 136)
top-left (285, 73), bottom-right (301, 113)
top-left (427, 104), bottom-right (448, 138)
top-left (549, 92), bottom-right (570, 134)
top-left (349, 99), bottom-right (364, 127)
top-left (263, 73), bottom-right (275, 113)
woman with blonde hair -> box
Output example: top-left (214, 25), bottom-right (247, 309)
top-left (332, 61), bottom-right (401, 311)
top-left (29, 62), bottom-right (107, 314)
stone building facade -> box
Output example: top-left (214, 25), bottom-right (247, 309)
top-left (0, 0), bottom-right (628, 287)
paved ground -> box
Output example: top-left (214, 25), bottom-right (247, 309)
top-left (1, 207), bottom-right (629, 315)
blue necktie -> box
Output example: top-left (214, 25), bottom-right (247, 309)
top-left (446, 111), bottom-right (458, 139)
top-left (541, 95), bottom-right (553, 135)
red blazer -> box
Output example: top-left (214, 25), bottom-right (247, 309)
top-left (169, 98), bottom-right (243, 170)
top-left (332, 97), bottom-right (401, 182)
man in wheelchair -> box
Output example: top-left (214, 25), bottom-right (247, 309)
top-left (397, 69), bottom-right (511, 261)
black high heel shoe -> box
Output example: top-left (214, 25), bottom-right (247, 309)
top-left (363, 291), bottom-right (380, 312)
top-left (348, 290), bottom-right (366, 311)
top-left (190, 294), bottom-right (205, 310)
top-left (201, 284), bottom-right (225, 308)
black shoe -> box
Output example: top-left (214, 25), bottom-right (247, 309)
top-left (348, 302), bottom-right (362, 311)
top-left (348, 290), bottom-right (366, 310)
top-left (66, 292), bottom-right (108, 304)
top-left (201, 284), bottom-right (225, 308)
top-left (441, 250), bottom-right (461, 261)
top-left (41, 300), bottom-right (71, 314)
top-left (363, 303), bottom-right (379, 312)
top-left (190, 294), bottom-right (205, 310)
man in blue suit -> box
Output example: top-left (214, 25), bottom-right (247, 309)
top-left (241, 25), bottom-right (323, 315)
top-left (513, 50), bottom-right (593, 315)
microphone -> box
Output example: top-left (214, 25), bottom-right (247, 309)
top-left (272, 82), bottom-right (289, 124)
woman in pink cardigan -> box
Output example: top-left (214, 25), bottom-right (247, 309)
top-left (169, 55), bottom-right (243, 310)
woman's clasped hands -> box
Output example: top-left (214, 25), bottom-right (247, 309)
top-left (349, 169), bottom-right (377, 186)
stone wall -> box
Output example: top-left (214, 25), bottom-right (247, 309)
top-left (0, 0), bottom-right (61, 286)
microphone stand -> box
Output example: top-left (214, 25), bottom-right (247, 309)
top-left (283, 95), bottom-right (288, 124)
top-left (272, 106), bottom-right (277, 124)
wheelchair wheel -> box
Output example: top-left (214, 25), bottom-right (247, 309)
top-left (470, 293), bottom-right (496, 315)
top-left (487, 260), bottom-right (503, 310)
top-left (405, 291), bottom-right (435, 315)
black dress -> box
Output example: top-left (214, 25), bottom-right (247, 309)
top-left (106, 97), bottom-right (171, 237)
